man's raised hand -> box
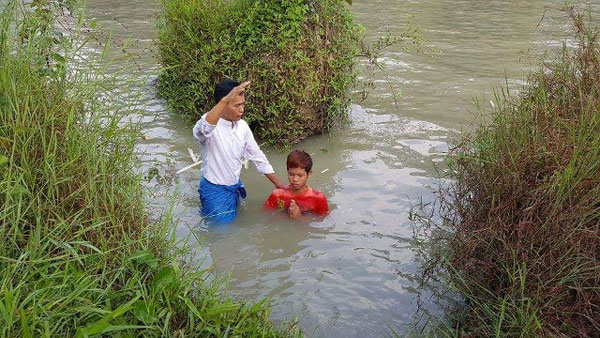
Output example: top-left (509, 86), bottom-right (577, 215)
top-left (221, 81), bottom-right (250, 104)
top-left (205, 81), bottom-right (251, 125)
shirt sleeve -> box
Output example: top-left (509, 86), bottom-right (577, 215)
top-left (192, 115), bottom-right (216, 143)
top-left (244, 127), bottom-right (275, 175)
top-left (264, 192), bottom-right (278, 209)
top-left (314, 194), bottom-right (330, 216)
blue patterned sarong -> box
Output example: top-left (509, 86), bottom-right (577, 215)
top-left (198, 177), bottom-right (247, 224)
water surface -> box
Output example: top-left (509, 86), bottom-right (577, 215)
top-left (84, 1), bottom-right (598, 336)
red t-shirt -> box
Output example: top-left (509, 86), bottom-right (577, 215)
top-left (264, 187), bottom-right (329, 216)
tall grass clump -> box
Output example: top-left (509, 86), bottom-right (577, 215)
top-left (412, 9), bottom-right (600, 337)
top-left (0, 1), bottom-right (299, 336)
top-left (157, 0), bottom-right (362, 147)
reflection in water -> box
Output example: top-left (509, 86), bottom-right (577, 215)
top-left (205, 215), bottom-right (330, 295)
top-left (83, 0), bottom-right (599, 336)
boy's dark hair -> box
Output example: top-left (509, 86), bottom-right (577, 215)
top-left (214, 79), bottom-right (241, 104)
top-left (287, 150), bottom-right (313, 173)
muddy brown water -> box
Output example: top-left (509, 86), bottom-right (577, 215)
top-left (84, 1), bottom-right (597, 336)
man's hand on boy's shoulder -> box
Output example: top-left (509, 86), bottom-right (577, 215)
top-left (275, 182), bottom-right (289, 190)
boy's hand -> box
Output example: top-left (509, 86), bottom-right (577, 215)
top-left (221, 81), bottom-right (250, 104)
top-left (288, 199), bottom-right (301, 219)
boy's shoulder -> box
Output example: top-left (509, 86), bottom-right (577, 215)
top-left (269, 187), bottom-right (326, 199)
top-left (269, 188), bottom-right (289, 197)
top-left (308, 186), bottom-right (325, 196)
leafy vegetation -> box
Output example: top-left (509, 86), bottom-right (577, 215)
top-left (412, 9), bottom-right (600, 337)
top-left (0, 1), bottom-right (300, 336)
top-left (157, 0), bottom-right (362, 147)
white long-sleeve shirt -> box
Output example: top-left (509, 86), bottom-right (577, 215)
top-left (192, 114), bottom-right (274, 186)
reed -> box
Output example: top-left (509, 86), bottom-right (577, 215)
top-left (0, 1), bottom-right (299, 336)
top-left (412, 8), bottom-right (600, 337)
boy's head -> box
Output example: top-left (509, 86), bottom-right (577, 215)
top-left (214, 79), bottom-right (245, 121)
top-left (286, 150), bottom-right (313, 191)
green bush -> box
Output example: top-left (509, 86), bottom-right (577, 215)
top-left (0, 1), bottom-right (299, 336)
top-left (157, 0), bottom-right (362, 147)
top-left (412, 9), bottom-right (600, 337)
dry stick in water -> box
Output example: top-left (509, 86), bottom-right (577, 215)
top-left (176, 148), bottom-right (202, 174)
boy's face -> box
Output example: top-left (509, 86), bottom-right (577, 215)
top-left (287, 167), bottom-right (312, 191)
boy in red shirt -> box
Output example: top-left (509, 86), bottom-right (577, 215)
top-left (264, 150), bottom-right (329, 219)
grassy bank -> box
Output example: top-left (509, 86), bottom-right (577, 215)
top-left (413, 10), bottom-right (600, 337)
top-left (157, 0), bottom-right (362, 147)
top-left (0, 1), bottom-right (299, 336)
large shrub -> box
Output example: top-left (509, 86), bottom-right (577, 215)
top-left (412, 10), bottom-right (600, 337)
top-left (157, 0), bottom-right (362, 147)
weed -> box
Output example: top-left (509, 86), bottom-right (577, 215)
top-left (412, 7), bottom-right (600, 337)
top-left (0, 1), bottom-right (300, 336)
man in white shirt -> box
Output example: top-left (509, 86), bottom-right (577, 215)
top-left (193, 79), bottom-right (285, 223)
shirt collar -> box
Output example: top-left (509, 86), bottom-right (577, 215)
top-left (217, 118), bottom-right (237, 129)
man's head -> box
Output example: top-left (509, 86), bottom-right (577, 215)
top-left (286, 150), bottom-right (313, 191)
top-left (214, 79), bottom-right (245, 121)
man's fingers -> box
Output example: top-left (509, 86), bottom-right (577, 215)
top-left (221, 81), bottom-right (251, 103)
top-left (234, 81), bottom-right (251, 94)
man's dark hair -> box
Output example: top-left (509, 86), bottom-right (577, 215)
top-left (287, 150), bottom-right (313, 173)
top-left (214, 79), bottom-right (241, 104)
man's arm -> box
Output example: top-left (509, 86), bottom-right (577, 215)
top-left (242, 125), bottom-right (286, 189)
top-left (265, 173), bottom-right (286, 189)
top-left (192, 115), bottom-right (215, 143)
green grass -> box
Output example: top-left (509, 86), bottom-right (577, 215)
top-left (0, 1), bottom-right (300, 336)
top-left (412, 8), bottom-right (600, 337)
